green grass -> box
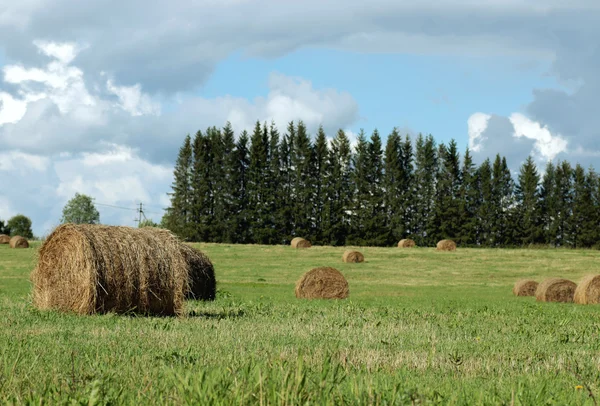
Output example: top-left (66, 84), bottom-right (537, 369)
top-left (2, 243), bottom-right (600, 405)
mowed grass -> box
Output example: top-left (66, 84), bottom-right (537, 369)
top-left (2, 243), bottom-right (600, 404)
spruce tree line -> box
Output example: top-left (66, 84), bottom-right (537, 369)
top-left (162, 120), bottom-right (600, 248)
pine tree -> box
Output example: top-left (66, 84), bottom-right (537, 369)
top-left (247, 121), bottom-right (270, 243)
top-left (348, 129), bottom-right (370, 245)
top-left (278, 122), bottom-right (296, 241)
top-left (364, 129), bottom-right (386, 245)
top-left (220, 122), bottom-right (239, 243)
top-left (190, 130), bottom-right (212, 242)
top-left (413, 134), bottom-right (438, 245)
top-left (292, 121), bottom-right (315, 239)
top-left (433, 139), bottom-right (461, 241)
top-left (165, 135), bottom-right (193, 240)
top-left (539, 161), bottom-right (556, 245)
top-left (515, 156), bottom-right (542, 246)
top-left (313, 126), bottom-right (329, 244)
top-left (266, 121), bottom-right (283, 244)
top-left (490, 155), bottom-right (515, 246)
top-left (458, 147), bottom-right (479, 245)
top-left (324, 129), bottom-right (353, 245)
top-left (553, 161), bottom-right (573, 246)
top-left (400, 135), bottom-right (415, 239)
top-left (234, 130), bottom-right (251, 243)
top-left (477, 159), bottom-right (493, 246)
top-left (572, 165), bottom-right (597, 247)
top-left (384, 129), bottom-right (403, 243)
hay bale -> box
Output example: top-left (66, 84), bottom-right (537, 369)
top-left (9, 236), bottom-right (29, 248)
top-left (436, 239), bottom-right (456, 251)
top-left (30, 224), bottom-right (189, 316)
top-left (0, 234), bottom-right (10, 244)
top-left (295, 267), bottom-right (349, 299)
top-left (180, 243), bottom-right (216, 301)
top-left (398, 239), bottom-right (416, 248)
top-left (574, 275), bottom-right (600, 304)
top-left (342, 250), bottom-right (364, 263)
top-left (291, 237), bottom-right (311, 249)
top-left (535, 278), bottom-right (577, 303)
top-left (513, 279), bottom-right (538, 296)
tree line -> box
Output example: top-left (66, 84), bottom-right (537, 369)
top-left (162, 120), bottom-right (600, 248)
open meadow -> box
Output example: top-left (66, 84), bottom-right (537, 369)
top-left (2, 243), bottom-right (600, 404)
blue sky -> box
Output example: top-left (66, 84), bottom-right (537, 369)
top-left (0, 1), bottom-right (598, 235)
top-left (201, 49), bottom-right (562, 148)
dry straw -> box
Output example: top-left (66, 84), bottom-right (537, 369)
top-left (574, 275), bottom-right (600, 304)
top-left (436, 239), bottom-right (456, 251)
top-left (9, 236), bottom-right (29, 248)
top-left (180, 243), bottom-right (216, 301)
top-left (342, 250), bottom-right (364, 263)
top-left (398, 239), bottom-right (416, 248)
top-left (513, 279), bottom-right (538, 296)
top-left (0, 234), bottom-right (10, 244)
top-left (295, 267), bottom-right (349, 299)
top-left (535, 278), bottom-right (577, 303)
top-left (31, 224), bottom-right (189, 316)
top-left (291, 237), bottom-right (311, 249)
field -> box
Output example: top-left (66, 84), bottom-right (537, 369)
top-left (2, 243), bottom-right (600, 405)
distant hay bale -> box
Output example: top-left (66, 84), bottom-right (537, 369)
top-left (291, 237), bottom-right (311, 249)
top-left (0, 234), bottom-right (10, 244)
top-left (30, 224), bottom-right (189, 316)
top-left (436, 239), bottom-right (456, 251)
top-left (180, 243), bottom-right (216, 301)
top-left (513, 280), bottom-right (538, 296)
top-left (9, 236), bottom-right (29, 248)
top-left (535, 278), bottom-right (577, 303)
top-left (295, 267), bottom-right (349, 299)
top-left (574, 275), bottom-right (600, 304)
top-left (342, 250), bottom-right (364, 263)
top-left (398, 239), bottom-right (416, 248)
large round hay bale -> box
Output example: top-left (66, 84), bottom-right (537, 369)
top-left (0, 234), bottom-right (10, 244)
top-left (436, 239), bottom-right (456, 251)
top-left (535, 278), bottom-right (577, 303)
top-left (295, 267), bottom-right (349, 299)
top-left (291, 237), bottom-right (311, 249)
top-left (30, 224), bottom-right (189, 316)
top-left (180, 243), bottom-right (216, 301)
top-left (9, 236), bottom-right (29, 248)
top-left (513, 279), bottom-right (538, 296)
top-left (574, 275), bottom-right (600, 304)
top-left (342, 250), bottom-right (364, 263)
top-left (398, 239), bottom-right (416, 248)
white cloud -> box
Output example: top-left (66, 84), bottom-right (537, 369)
top-left (468, 113), bottom-right (492, 152)
top-left (509, 113), bottom-right (568, 161)
top-left (0, 151), bottom-right (49, 172)
top-left (106, 79), bottom-right (160, 117)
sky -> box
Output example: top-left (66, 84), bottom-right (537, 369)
top-left (0, 0), bottom-right (598, 236)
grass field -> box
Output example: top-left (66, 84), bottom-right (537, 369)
top-left (2, 243), bottom-right (600, 405)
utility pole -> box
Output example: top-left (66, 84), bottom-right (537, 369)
top-left (134, 202), bottom-right (146, 226)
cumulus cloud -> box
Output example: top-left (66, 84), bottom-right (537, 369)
top-left (0, 40), bottom-right (360, 234)
top-left (468, 112), bottom-right (569, 169)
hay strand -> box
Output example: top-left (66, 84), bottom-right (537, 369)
top-left (295, 267), bottom-right (349, 299)
top-left (513, 279), bottom-right (538, 296)
top-left (0, 234), bottom-right (10, 244)
top-left (574, 275), bottom-right (600, 304)
top-left (291, 237), bottom-right (311, 249)
top-left (398, 239), bottom-right (416, 248)
top-left (9, 236), bottom-right (29, 248)
top-left (342, 250), bottom-right (364, 263)
top-left (436, 239), bottom-right (456, 251)
top-left (535, 278), bottom-right (576, 303)
top-left (30, 224), bottom-right (189, 316)
top-left (180, 243), bottom-right (216, 301)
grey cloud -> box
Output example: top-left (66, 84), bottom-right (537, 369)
top-left (1, 1), bottom-right (599, 93)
